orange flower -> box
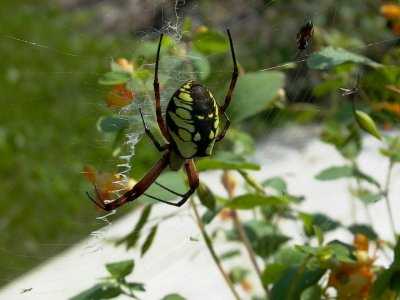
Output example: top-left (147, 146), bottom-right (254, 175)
top-left (106, 84), bottom-right (135, 108)
top-left (83, 165), bottom-right (135, 204)
top-left (373, 101), bottom-right (400, 117)
top-left (328, 234), bottom-right (376, 300)
top-left (381, 4), bottom-right (400, 20)
top-left (219, 208), bottom-right (234, 221)
top-left (116, 58), bottom-right (134, 73)
top-left (240, 279), bottom-right (253, 293)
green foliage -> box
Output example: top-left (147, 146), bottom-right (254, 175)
top-left (270, 265), bottom-right (326, 300)
top-left (116, 205), bottom-right (153, 250)
top-left (140, 225), bottom-right (158, 257)
top-left (97, 116), bottom-right (130, 133)
top-left (70, 259), bottom-right (144, 300)
top-left (197, 182), bottom-right (216, 210)
top-left (371, 238), bottom-right (400, 298)
top-left (98, 71), bottom-right (131, 85)
top-left (196, 156), bottom-right (260, 171)
top-left (193, 30), bottom-right (229, 54)
top-left (161, 294), bottom-right (186, 300)
top-left (307, 47), bottom-right (381, 70)
top-left (226, 194), bottom-right (288, 210)
top-left (262, 177), bottom-right (288, 194)
top-left (348, 224), bottom-right (378, 240)
top-left (227, 71), bottom-right (285, 122)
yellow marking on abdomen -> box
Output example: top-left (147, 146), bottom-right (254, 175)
top-left (168, 111), bottom-right (195, 133)
top-left (176, 108), bottom-right (192, 120)
top-left (178, 91), bottom-right (193, 102)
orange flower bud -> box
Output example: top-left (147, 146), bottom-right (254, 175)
top-left (116, 58), bottom-right (134, 73)
top-left (381, 4), bottom-right (400, 20)
top-left (106, 84), bottom-right (135, 108)
top-left (221, 170), bottom-right (238, 198)
top-left (195, 25), bottom-right (208, 34)
top-left (354, 234), bottom-right (369, 251)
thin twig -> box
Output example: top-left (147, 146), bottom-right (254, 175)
top-left (383, 160), bottom-right (396, 240)
top-left (231, 210), bottom-right (268, 294)
top-left (224, 178), bottom-right (269, 296)
top-left (190, 200), bottom-right (242, 300)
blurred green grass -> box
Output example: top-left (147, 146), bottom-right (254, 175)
top-left (0, 1), bottom-right (156, 285)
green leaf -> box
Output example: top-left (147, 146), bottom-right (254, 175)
top-left (161, 294), bottom-right (186, 300)
top-left (357, 190), bottom-right (383, 204)
top-left (229, 267), bottom-right (249, 284)
top-left (140, 225), bottom-right (158, 257)
top-left (70, 283), bottom-right (121, 300)
top-left (241, 220), bottom-right (290, 259)
top-left (116, 205), bottom-right (152, 249)
top-left (326, 240), bottom-right (355, 263)
top-left (262, 177), bottom-right (288, 193)
top-left (227, 194), bottom-right (288, 210)
top-left (201, 205), bottom-right (223, 224)
top-left (145, 172), bottom-right (187, 202)
top-left (380, 136), bottom-right (400, 162)
top-left (97, 116), bottom-right (129, 133)
top-left (355, 110), bottom-right (382, 140)
top-left (307, 47), bottom-right (380, 70)
top-left (348, 224), bottom-right (378, 240)
top-left (105, 260), bottom-right (134, 280)
top-left (125, 282), bottom-right (145, 292)
top-left (228, 71), bottom-right (285, 122)
top-left (300, 213), bottom-right (340, 237)
top-left (98, 71), bottom-right (131, 85)
top-left (220, 249), bottom-right (241, 261)
top-left (271, 266), bottom-right (326, 300)
top-left (196, 182), bottom-right (216, 210)
top-left (196, 158), bottom-right (260, 172)
top-left (315, 165), bottom-right (353, 180)
top-left (301, 285), bottom-right (323, 300)
top-left (193, 30), bottom-right (228, 54)
top-left (262, 263), bottom-right (287, 285)
top-left (188, 50), bottom-right (210, 80)
top-left (371, 268), bottom-right (395, 298)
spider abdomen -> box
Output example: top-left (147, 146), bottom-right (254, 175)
top-left (166, 80), bottom-right (219, 159)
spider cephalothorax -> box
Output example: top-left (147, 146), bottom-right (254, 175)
top-left (88, 30), bottom-right (238, 210)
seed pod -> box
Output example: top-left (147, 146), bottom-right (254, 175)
top-left (354, 110), bottom-right (382, 140)
top-left (221, 170), bottom-right (238, 198)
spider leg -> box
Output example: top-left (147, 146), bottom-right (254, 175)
top-left (144, 159), bottom-right (199, 207)
top-left (154, 181), bottom-right (185, 197)
top-left (87, 153), bottom-right (170, 211)
top-left (216, 111), bottom-right (231, 142)
top-left (153, 33), bottom-right (170, 141)
top-left (139, 108), bottom-right (168, 152)
top-left (220, 29), bottom-right (238, 113)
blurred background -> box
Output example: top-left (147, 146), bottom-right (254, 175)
top-left (0, 0), bottom-right (399, 290)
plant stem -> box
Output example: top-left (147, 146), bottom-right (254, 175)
top-left (190, 200), bottom-right (242, 300)
top-left (231, 210), bottom-right (269, 296)
top-left (383, 160), bottom-right (396, 240)
top-left (224, 178), bottom-right (269, 297)
top-left (238, 170), bottom-right (265, 194)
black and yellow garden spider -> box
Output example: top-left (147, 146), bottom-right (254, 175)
top-left (88, 29), bottom-right (238, 211)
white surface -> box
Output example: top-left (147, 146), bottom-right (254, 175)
top-left (1, 127), bottom-right (399, 300)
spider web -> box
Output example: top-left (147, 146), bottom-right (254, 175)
top-left (0, 0), bottom-right (399, 299)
